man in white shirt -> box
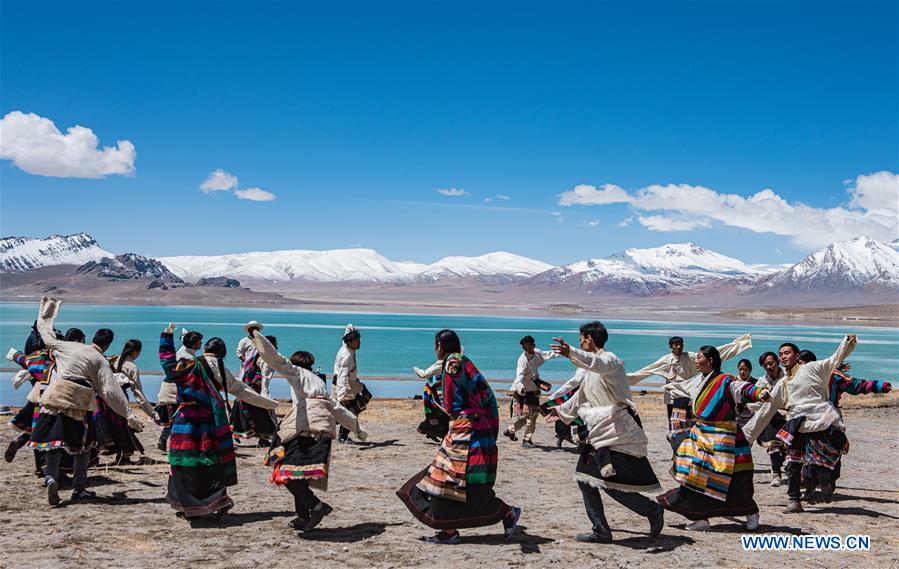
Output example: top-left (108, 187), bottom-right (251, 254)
top-left (503, 335), bottom-right (559, 448)
top-left (743, 335), bottom-right (856, 513)
top-left (333, 324), bottom-right (370, 443)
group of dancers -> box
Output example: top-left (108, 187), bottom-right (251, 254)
top-left (4, 296), bottom-right (892, 544)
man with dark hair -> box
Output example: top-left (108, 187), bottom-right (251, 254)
top-left (746, 351), bottom-right (788, 486)
top-left (745, 334), bottom-right (858, 513)
top-left (627, 332), bottom-right (752, 452)
top-left (503, 335), bottom-right (559, 448)
top-left (549, 321), bottom-right (664, 543)
top-left (28, 297), bottom-right (144, 505)
top-left (333, 324), bottom-right (370, 444)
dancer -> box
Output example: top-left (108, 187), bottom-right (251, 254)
top-left (627, 333), bottom-right (752, 452)
top-left (397, 329), bottom-right (521, 545)
top-left (245, 322), bottom-right (366, 531)
top-left (160, 324), bottom-right (278, 520)
top-left (503, 335), bottom-right (558, 448)
top-left (796, 350), bottom-right (892, 498)
top-left (333, 324), bottom-right (371, 443)
top-left (549, 322), bottom-right (664, 543)
top-left (28, 297), bottom-right (144, 505)
top-left (94, 339), bottom-right (154, 463)
top-left (5, 337), bottom-right (60, 470)
top-left (156, 329), bottom-right (202, 452)
top-left (734, 358), bottom-right (757, 428)
top-left (749, 351), bottom-right (788, 487)
top-left (743, 335), bottom-right (857, 513)
top-left (656, 345), bottom-right (769, 531)
top-left (414, 359), bottom-right (449, 443)
top-left (230, 322), bottom-right (279, 446)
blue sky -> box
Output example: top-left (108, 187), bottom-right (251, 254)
top-left (1, 0), bottom-right (896, 266)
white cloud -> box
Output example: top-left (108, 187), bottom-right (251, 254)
top-left (234, 187), bottom-right (276, 202)
top-left (0, 110), bottom-right (136, 178)
top-left (495, 194), bottom-right (510, 201)
top-left (586, 220), bottom-right (600, 227)
top-left (559, 183), bottom-right (632, 206)
top-left (557, 173), bottom-right (899, 249)
top-left (200, 169), bottom-right (238, 193)
top-left (437, 187), bottom-right (468, 197)
top-left (617, 216), bottom-right (633, 227)
top-left (483, 197), bottom-right (493, 203)
top-left (637, 215), bottom-right (711, 232)
top-left (551, 212), bottom-right (564, 223)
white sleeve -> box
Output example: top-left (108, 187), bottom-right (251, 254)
top-left (625, 354), bottom-right (671, 384)
top-left (742, 380), bottom-right (786, 444)
top-left (334, 352), bottom-right (350, 401)
top-left (547, 368), bottom-right (585, 399)
top-left (555, 382), bottom-right (585, 424)
top-left (250, 331), bottom-right (295, 376)
top-left (510, 356), bottom-right (527, 394)
top-left (36, 298), bottom-right (64, 352)
top-left (226, 367), bottom-right (279, 409)
top-left (717, 333), bottom-right (752, 361)
top-left (568, 348), bottom-right (621, 375)
top-left (235, 337), bottom-right (252, 361)
top-left (810, 336), bottom-right (856, 382)
top-left (538, 349), bottom-right (561, 363)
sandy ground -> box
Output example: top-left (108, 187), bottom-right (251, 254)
top-left (1, 393), bottom-right (897, 569)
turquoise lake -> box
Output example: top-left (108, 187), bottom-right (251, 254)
top-left (1, 302), bottom-right (896, 406)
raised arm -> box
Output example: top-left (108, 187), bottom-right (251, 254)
top-left (729, 378), bottom-right (768, 405)
top-left (717, 333), bottom-right (752, 362)
top-left (547, 368), bottom-right (586, 400)
top-left (249, 329), bottom-right (294, 376)
top-left (414, 360), bottom-right (443, 379)
top-left (159, 328), bottom-right (180, 380)
top-left (36, 297), bottom-right (64, 352)
top-left (811, 335), bottom-right (857, 379)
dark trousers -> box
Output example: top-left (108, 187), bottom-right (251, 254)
top-left (45, 449), bottom-right (90, 492)
top-left (286, 479), bottom-right (320, 517)
top-left (578, 482), bottom-right (660, 536)
top-left (770, 450), bottom-right (785, 475)
top-left (159, 426), bottom-right (172, 448)
top-left (786, 461), bottom-right (833, 501)
top-left (337, 398), bottom-right (366, 441)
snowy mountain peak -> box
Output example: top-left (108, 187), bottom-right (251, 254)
top-left (0, 233), bottom-right (113, 272)
top-left (756, 235), bottom-right (899, 292)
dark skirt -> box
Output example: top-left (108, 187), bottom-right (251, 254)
top-left (575, 446), bottom-right (662, 493)
top-left (167, 465), bottom-right (234, 518)
top-left (657, 469), bottom-right (758, 520)
top-left (10, 401), bottom-right (39, 433)
top-left (28, 411), bottom-right (96, 454)
top-left (396, 468), bottom-right (511, 530)
top-left (230, 400), bottom-right (277, 439)
top-left (269, 434), bottom-right (332, 485)
top-left (94, 400), bottom-right (144, 455)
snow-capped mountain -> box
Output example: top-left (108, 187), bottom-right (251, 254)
top-left (160, 248), bottom-right (425, 284)
top-left (160, 248), bottom-right (552, 284)
top-left (0, 233), bottom-right (113, 272)
top-left (527, 243), bottom-right (775, 296)
top-left (416, 252), bottom-right (553, 284)
top-left (752, 236), bottom-right (899, 293)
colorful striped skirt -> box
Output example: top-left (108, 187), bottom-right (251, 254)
top-left (672, 420), bottom-right (753, 502)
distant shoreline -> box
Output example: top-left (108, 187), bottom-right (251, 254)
top-left (2, 295), bottom-right (895, 329)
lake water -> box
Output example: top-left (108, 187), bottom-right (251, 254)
top-left (1, 302), bottom-right (895, 406)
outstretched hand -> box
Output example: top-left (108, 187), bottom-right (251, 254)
top-left (165, 322), bottom-right (177, 334)
top-left (550, 337), bottom-right (571, 357)
top-left (846, 334), bottom-right (858, 345)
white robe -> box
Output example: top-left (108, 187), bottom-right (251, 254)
top-left (555, 348), bottom-right (648, 458)
top-left (510, 349), bottom-right (560, 395)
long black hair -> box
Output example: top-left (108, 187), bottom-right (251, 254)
top-left (435, 329), bottom-right (462, 355)
top-left (117, 339), bottom-right (142, 372)
top-left (203, 337), bottom-right (229, 392)
top-left (64, 328), bottom-right (86, 343)
top-left (698, 345), bottom-right (722, 374)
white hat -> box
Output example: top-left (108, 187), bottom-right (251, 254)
top-left (180, 328), bottom-right (189, 341)
top-left (344, 323), bottom-right (357, 336)
top-left (243, 320), bottom-right (264, 334)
